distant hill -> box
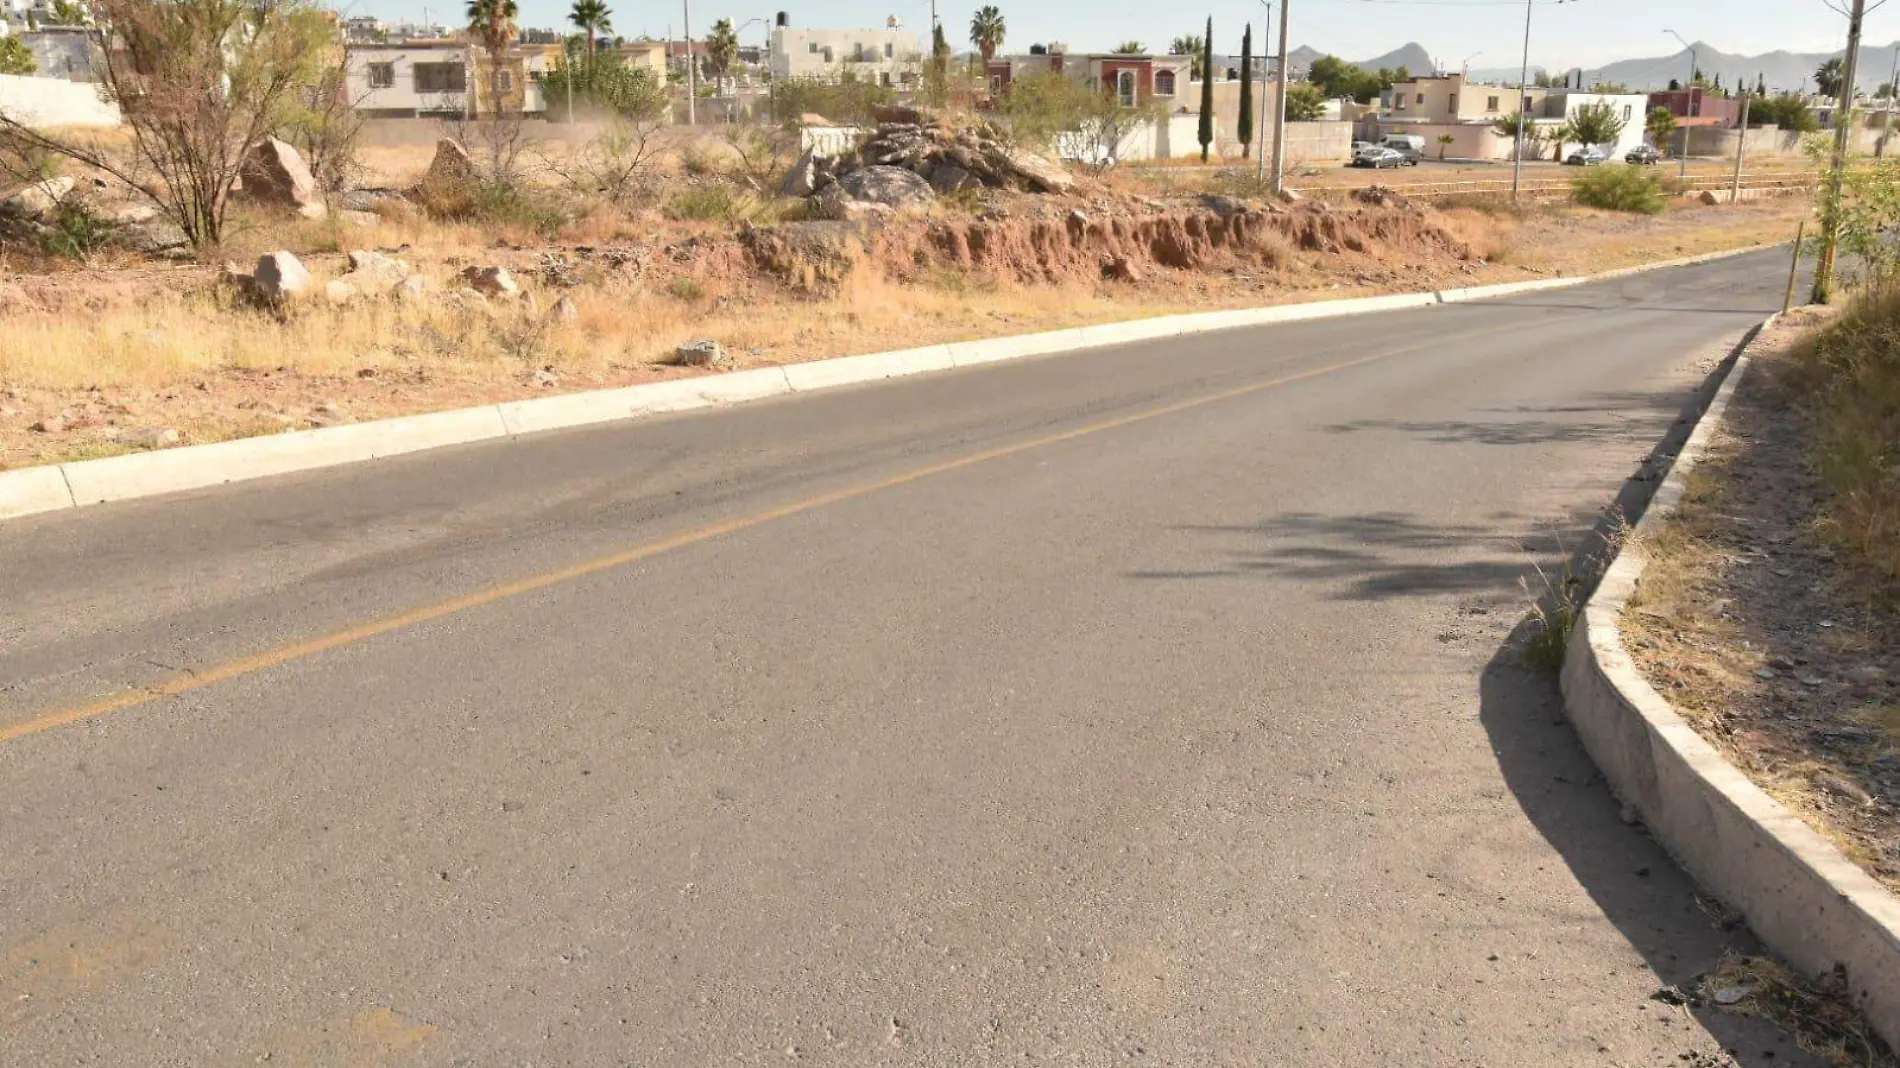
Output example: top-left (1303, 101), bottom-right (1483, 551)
top-left (1356, 43), bottom-right (1434, 75)
top-left (1588, 41), bottom-right (1900, 94)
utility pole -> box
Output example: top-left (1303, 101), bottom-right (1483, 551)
top-left (1510, 0), bottom-right (1532, 201)
top-left (1269, 0), bottom-right (1290, 193)
top-left (684, 0), bottom-right (696, 125)
top-left (1730, 92), bottom-right (1750, 201)
top-left (1665, 30), bottom-right (1696, 179)
top-left (1813, 0), bottom-right (1865, 304)
top-left (1257, 1), bottom-right (1271, 183)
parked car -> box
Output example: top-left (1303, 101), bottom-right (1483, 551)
top-left (1353, 146), bottom-right (1412, 169)
top-left (1564, 147), bottom-right (1609, 166)
top-left (1351, 140), bottom-right (1377, 156)
top-left (1380, 134), bottom-right (1426, 161)
top-left (1625, 144), bottom-right (1662, 165)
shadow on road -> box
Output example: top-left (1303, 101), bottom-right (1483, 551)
top-left (1130, 328), bottom-right (1821, 1064)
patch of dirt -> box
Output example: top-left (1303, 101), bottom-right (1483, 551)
top-left (1625, 309), bottom-right (1900, 893)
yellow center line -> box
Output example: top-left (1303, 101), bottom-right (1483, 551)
top-left (1, 347), bottom-right (1404, 747)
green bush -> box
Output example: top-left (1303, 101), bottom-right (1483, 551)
top-left (665, 183), bottom-right (741, 221)
top-left (1570, 166), bottom-right (1665, 215)
top-left (43, 200), bottom-right (110, 260)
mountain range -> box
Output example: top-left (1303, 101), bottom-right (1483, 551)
top-left (1302, 40), bottom-right (1899, 94)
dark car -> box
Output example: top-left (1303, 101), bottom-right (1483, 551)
top-left (1625, 144), bottom-right (1662, 165)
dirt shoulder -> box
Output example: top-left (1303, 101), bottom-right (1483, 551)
top-left (1623, 309), bottom-right (1900, 894)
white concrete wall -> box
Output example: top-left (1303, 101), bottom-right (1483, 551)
top-left (0, 72), bottom-right (116, 128)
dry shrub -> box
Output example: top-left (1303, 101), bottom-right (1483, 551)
top-left (1790, 287), bottom-right (1900, 599)
top-left (1431, 206), bottom-right (1516, 263)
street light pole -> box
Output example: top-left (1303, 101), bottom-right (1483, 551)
top-left (1665, 29), bottom-right (1695, 178)
top-left (1269, 0), bottom-right (1290, 193)
top-left (1510, 0), bottom-right (1532, 202)
top-left (1257, 1), bottom-right (1271, 182)
top-left (684, 0), bottom-right (696, 125)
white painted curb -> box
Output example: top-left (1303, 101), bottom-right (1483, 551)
top-left (1559, 318), bottom-right (1900, 1049)
top-left (0, 241), bottom-right (1779, 523)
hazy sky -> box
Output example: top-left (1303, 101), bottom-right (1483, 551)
top-left (366, 0), bottom-right (1896, 70)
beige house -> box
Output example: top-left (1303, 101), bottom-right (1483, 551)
top-left (1386, 72), bottom-right (1545, 124)
top-left (613, 39), bottom-right (669, 78)
top-left (769, 24), bottom-right (922, 86)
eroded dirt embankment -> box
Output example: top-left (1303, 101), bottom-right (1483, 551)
top-left (745, 200), bottom-right (1475, 292)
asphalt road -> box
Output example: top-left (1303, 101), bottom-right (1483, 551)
top-left (1, 252), bottom-right (1824, 1066)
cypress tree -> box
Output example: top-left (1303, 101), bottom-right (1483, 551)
top-left (1239, 24), bottom-right (1255, 158)
top-left (1198, 17), bottom-right (1215, 162)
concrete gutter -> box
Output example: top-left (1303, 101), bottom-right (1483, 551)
top-left (0, 243), bottom-right (1778, 523)
top-left (1560, 319), bottom-right (1900, 1049)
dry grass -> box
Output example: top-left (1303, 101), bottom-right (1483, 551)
top-left (1790, 287), bottom-right (1900, 598)
top-left (1624, 310), bottom-right (1900, 893)
top-left (1693, 955), bottom-right (1896, 1068)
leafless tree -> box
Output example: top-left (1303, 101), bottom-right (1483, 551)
top-left (0, 0), bottom-right (337, 252)
top-left (543, 115), bottom-right (672, 204)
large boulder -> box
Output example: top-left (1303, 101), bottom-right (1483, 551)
top-left (239, 138), bottom-right (322, 213)
top-left (425, 138), bottom-right (476, 187)
top-left (3, 176), bottom-right (74, 221)
top-left (253, 250), bottom-right (312, 303)
top-left (808, 184), bottom-right (892, 222)
top-left (992, 147), bottom-right (1075, 194)
top-left (780, 148), bottom-right (827, 198)
top-left (834, 166), bottom-right (935, 211)
top-left (342, 248), bottom-right (412, 287)
top-left (460, 265), bottom-right (521, 299)
top-left (928, 164), bottom-right (979, 195)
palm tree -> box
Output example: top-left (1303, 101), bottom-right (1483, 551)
top-left (969, 5), bottom-right (1005, 62)
top-left (467, 0), bottom-right (521, 114)
top-left (1816, 56), bottom-right (1846, 99)
top-left (705, 18), bottom-right (738, 95)
top-left (567, 0), bottom-right (612, 66)
top-left (1170, 34), bottom-right (1205, 80)
top-left (1112, 41), bottom-right (1144, 55)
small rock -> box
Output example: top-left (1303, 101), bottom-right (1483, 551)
top-left (238, 137), bottom-right (322, 212)
top-left (1712, 985), bottom-right (1751, 1006)
top-left (460, 265), bottom-right (521, 299)
top-left (1618, 802), bottom-right (1640, 825)
top-left (533, 368), bottom-right (559, 387)
top-left (308, 402), bottom-right (350, 427)
top-left (338, 209), bottom-right (380, 228)
top-left (323, 278), bottom-right (359, 305)
top-left (552, 294), bottom-right (579, 322)
top-left (253, 250), bottom-right (312, 303)
top-left (1799, 676), bottom-right (1825, 688)
top-left (394, 274), bottom-right (436, 302)
top-left (346, 248), bottom-right (412, 284)
top-left (27, 415), bottom-right (69, 433)
top-left (1767, 656), bottom-right (1795, 671)
top-left (1754, 669), bottom-right (1778, 680)
top-left (672, 340), bottom-right (727, 367)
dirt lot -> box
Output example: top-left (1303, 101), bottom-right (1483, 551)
top-left (1625, 309), bottom-right (1900, 893)
top-left (0, 126), bottom-right (1811, 473)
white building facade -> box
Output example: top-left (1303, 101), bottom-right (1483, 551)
top-left (769, 24), bottom-right (921, 86)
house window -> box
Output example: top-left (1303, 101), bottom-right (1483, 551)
top-left (496, 69), bottom-right (512, 92)
top-left (413, 62), bottom-right (466, 94)
top-left (1449, 93), bottom-right (1457, 111)
top-left (884, 42), bottom-right (893, 58)
top-left (367, 62), bottom-right (394, 89)
top-left (1395, 95), bottom-right (1406, 110)
top-left (990, 74), bottom-right (1002, 94)
top-left (1487, 94), bottom-right (1499, 111)
top-left (1117, 69), bottom-right (1136, 108)
top-left (1623, 104), bottom-right (1633, 120)
top-left (807, 42), bottom-right (818, 54)
top-left (1154, 69), bottom-right (1175, 96)
top-left (1415, 92), bottom-right (1424, 104)
top-left (880, 70), bottom-right (891, 86)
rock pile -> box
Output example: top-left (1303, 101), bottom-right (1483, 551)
top-left (780, 106), bottom-right (1078, 220)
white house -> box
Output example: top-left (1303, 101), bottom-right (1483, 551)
top-left (1545, 90), bottom-right (1648, 158)
top-left (768, 21), bottom-right (921, 87)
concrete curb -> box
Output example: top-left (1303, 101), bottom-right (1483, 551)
top-left (1559, 318), bottom-right (1900, 1049)
top-left (0, 241), bottom-right (1780, 523)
